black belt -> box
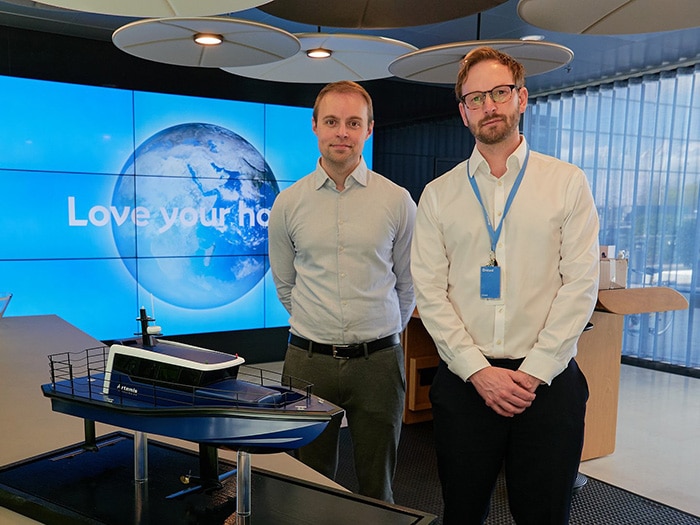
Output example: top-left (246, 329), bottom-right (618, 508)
top-left (288, 333), bottom-right (400, 359)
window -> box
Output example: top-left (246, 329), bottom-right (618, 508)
top-left (525, 64), bottom-right (700, 369)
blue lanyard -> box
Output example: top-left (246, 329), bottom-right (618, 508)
top-left (467, 149), bottom-right (530, 262)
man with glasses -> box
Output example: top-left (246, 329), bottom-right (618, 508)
top-left (411, 47), bottom-right (599, 524)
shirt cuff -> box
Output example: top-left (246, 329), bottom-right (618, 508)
top-left (519, 349), bottom-right (568, 386)
top-left (446, 346), bottom-right (492, 382)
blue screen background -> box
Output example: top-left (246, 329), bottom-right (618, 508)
top-left (0, 75), bottom-right (373, 340)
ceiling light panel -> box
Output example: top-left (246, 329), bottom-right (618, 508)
top-left (112, 17), bottom-right (300, 68)
top-left (32, 0), bottom-right (272, 17)
top-left (389, 40), bottom-right (574, 85)
top-left (517, 0), bottom-right (700, 35)
top-left (223, 33), bottom-right (417, 83)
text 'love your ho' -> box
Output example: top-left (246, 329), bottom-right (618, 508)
top-left (67, 197), bottom-right (270, 233)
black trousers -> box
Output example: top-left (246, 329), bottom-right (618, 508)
top-left (430, 358), bottom-right (588, 525)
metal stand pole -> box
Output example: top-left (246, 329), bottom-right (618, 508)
top-left (83, 419), bottom-right (98, 452)
top-left (134, 431), bottom-right (148, 483)
top-left (133, 431), bottom-right (149, 524)
top-left (199, 443), bottom-right (221, 489)
top-left (237, 450), bottom-right (251, 524)
top-left (133, 474), bottom-right (149, 524)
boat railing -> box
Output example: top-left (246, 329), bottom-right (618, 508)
top-left (238, 366), bottom-right (315, 402)
top-left (47, 346), bottom-right (110, 399)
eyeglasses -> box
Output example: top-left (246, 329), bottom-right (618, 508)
top-left (459, 84), bottom-right (519, 110)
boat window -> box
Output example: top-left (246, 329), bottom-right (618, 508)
top-left (113, 354), bottom-right (139, 376)
top-left (179, 368), bottom-right (202, 387)
top-left (156, 362), bottom-right (181, 384)
top-left (112, 354), bottom-right (157, 383)
top-left (136, 359), bottom-right (157, 381)
top-left (110, 353), bottom-right (235, 390)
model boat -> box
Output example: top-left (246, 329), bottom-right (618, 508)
top-left (41, 310), bottom-right (342, 454)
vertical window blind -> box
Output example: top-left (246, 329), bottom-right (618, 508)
top-left (524, 64), bottom-right (700, 369)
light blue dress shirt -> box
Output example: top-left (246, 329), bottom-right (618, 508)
top-left (269, 157), bottom-right (416, 344)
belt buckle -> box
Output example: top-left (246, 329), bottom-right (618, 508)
top-left (331, 344), bottom-right (352, 359)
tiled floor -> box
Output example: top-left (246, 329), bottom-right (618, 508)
top-left (578, 364), bottom-right (700, 517)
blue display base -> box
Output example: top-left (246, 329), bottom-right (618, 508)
top-left (0, 432), bottom-right (436, 525)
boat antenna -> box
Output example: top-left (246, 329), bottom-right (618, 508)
top-left (139, 307), bottom-right (155, 347)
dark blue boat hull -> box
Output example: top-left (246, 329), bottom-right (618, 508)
top-left (42, 383), bottom-right (342, 454)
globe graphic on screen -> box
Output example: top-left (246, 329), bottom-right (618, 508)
top-left (111, 122), bottom-right (279, 309)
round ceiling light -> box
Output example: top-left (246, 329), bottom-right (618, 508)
top-left (258, 0), bottom-right (507, 28)
top-left (25, 0), bottom-right (273, 17)
top-left (223, 33), bottom-right (417, 83)
top-left (306, 48), bottom-right (332, 59)
top-left (389, 40), bottom-right (574, 85)
top-left (193, 33), bottom-right (223, 46)
top-left (517, 0), bottom-right (700, 34)
top-left (112, 17), bottom-right (300, 68)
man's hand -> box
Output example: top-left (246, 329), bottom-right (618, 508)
top-left (469, 367), bottom-right (538, 417)
top-left (512, 369), bottom-right (542, 393)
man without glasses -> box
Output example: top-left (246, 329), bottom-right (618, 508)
top-left (269, 80), bottom-right (416, 503)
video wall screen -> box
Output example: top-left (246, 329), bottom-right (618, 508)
top-left (0, 75), bottom-right (373, 340)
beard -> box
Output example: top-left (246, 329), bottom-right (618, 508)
top-left (469, 109), bottom-right (521, 145)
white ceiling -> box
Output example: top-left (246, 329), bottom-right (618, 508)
top-left (0, 0), bottom-right (698, 95)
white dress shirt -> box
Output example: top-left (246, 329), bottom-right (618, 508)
top-left (411, 138), bottom-right (599, 384)
top-left (269, 157), bottom-right (416, 344)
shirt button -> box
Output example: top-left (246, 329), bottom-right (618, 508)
top-left (496, 339), bottom-right (502, 345)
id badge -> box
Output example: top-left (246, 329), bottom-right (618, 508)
top-left (480, 265), bottom-right (501, 299)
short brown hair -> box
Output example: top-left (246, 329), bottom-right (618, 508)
top-left (312, 80), bottom-right (374, 124)
top-left (454, 47), bottom-right (525, 102)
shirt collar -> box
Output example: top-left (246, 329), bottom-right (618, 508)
top-left (467, 136), bottom-right (529, 179)
top-left (313, 157), bottom-right (369, 190)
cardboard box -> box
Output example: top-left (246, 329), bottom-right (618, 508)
top-left (599, 258), bottom-right (628, 289)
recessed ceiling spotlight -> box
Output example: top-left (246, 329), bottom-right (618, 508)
top-left (520, 35), bottom-right (545, 41)
top-left (306, 48), bottom-right (332, 59)
top-left (193, 33), bottom-right (223, 46)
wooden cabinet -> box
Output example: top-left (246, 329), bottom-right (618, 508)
top-left (401, 311), bottom-right (439, 424)
top-left (402, 288), bottom-right (688, 460)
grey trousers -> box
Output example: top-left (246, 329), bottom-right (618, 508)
top-left (283, 342), bottom-right (406, 503)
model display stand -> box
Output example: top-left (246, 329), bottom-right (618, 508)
top-left (0, 431), bottom-right (435, 524)
top-left (0, 313), bottom-right (436, 524)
